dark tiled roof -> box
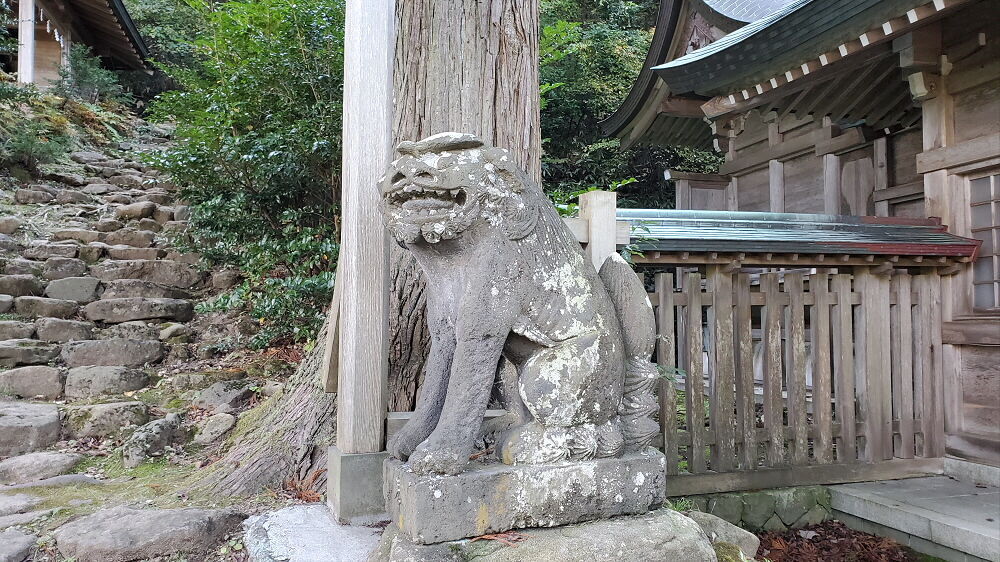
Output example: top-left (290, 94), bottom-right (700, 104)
top-left (701, 0), bottom-right (798, 23)
top-left (619, 209), bottom-right (982, 258)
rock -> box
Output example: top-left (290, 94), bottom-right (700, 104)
top-left (104, 194), bottom-right (132, 205)
top-left (106, 246), bottom-right (164, 260)
top-left (64, 366), bottom-right (149, 399)
top-left (13, 189), bottom-right (53, 204)
top-left (77, 244), bottom-right (105, 263)
top-left (84, 298), bottom-right (194, 323)
top-left (137, 218), bottom-right (162, 232)
top-left (108, 174), bottom-right (144, 188)
top-left (373, 509), bottom-right (716, 562)
top-left (114, 201), bottom-right (156, 220)
top-left (98, 321), bottom-right (160, 340)
top-left (152, 206), bottom-right (174, 224)
top-left (0, 452), bottom-right (81, 485)
top-left (26, 184), bottom-right (56, 195)
top-left (51, 229), bottom-right (101, 244)
top-left (243, 505), bottom-right (381, 562)
top-left (211, 269), bottom-right (241, 290)
top-left (793, 504), bottom-right (829, 528)
top-left (0, 528), bottom-right (35, 562)
top-left (35, 318), bottom-right (94, 342)
top-left (687, 511), bottom-right (760, 560)
top-left (0, 321), bottom-right (35, 340)
top-left (55, 190), bottom-right (92, 204)
top-left (0, 296), bottom-right (12, 313)
top-left (173, 205), bottom-right (191, 221)
top-left (122, 414), bottom-right (182, 468)
top-left (0, 218), bottom-right (22, 235)
top-left (0, 401), bottom-right (60, 456)
top-left (54, 506), bottom-right (246, 562)
top-left (773, 487), bottom-right (817, 526)
top-left (90, 260), bottom-right (203, 289)
top-left (0, 493), bottom-right (42, 517)
top-left (741, 492), bottom-right (776, 531)
top-left (708, 495), bottom-right (744, 526)
top-left (100, 279), bottom-right (190, 300)
top-left (0, 235), bottom-right (20, 254)
top-left (761, 514), bottom-right (787, 532)
top-left (92, 218), bottom-right (123, 232)
top-left (42, 257), bottom-right (87, 280)
top-left (63, 401), bottom-right (149, 438)
top-left (22, 242), bottom-right (77, 260)
top-left (0, 366), bottom-right (63, 399)
top-left (193, 413), bottom-right (236, 444)
top-left (104, 228), bottom-right (155, 248)
top-left (0, 510), bottom-right (48, 531)
top-left (44, 277), bottom-right (102, 303)
top-left (13, 296), bottom-right (78, 318)
top-left (4, 260), bottom-right (42, 276)
top-left (1, 474), bottom-right (101, 490)
top-left (0, 275), bottom-right (44, 297)
top-left (70, 151), bottom-right (108, 164)
top-left (42, 169), bottom-right (86, 186)
top-left (192, 381), bottom-right (255, 414)
top-left (61, 339), bottom-right (164, 367)
top-left (0, 340), bottom-right (61, 367)
top-left (158, 323), bottom-right (191, 343)
top-left (82, 183), bottom-right (115, 195)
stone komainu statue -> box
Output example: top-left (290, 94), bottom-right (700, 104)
top-left (380, 132), bottom-right (659, 476)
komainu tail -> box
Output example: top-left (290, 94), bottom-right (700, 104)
top-left (599, 254), bottom-right (660, 452)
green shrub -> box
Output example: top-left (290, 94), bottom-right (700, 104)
top-left (53, 45), bottom-right (130, 104)
top-left (1, 120), bottom-right (69, 171)
top-left (152, 0), bottom-right (345, 347)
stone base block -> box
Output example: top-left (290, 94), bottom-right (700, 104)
top-left (327, 447), bottom-right (389, 524)
top-left (384, 448), bottom-right (666, 544)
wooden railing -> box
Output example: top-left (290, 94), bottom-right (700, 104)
top-left (649, 266), bottom-right (946, 495)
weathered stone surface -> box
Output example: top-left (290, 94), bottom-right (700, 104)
top-left (44, 277), bottom-right (102, 303)
top-left (13, 296), bottom-right (79, 318)
top-left (773, 487), bottom-right (817, 526)
top-left (90, 260), bottom-right (203, 289)
top-left (373, 508), bottom-right (716, 562)
top-left (100, 279), bottom-right (190, 300)
top-left (0, 321), bottom-right (35, 340)
top-left (243, 505), bottom-right (381, 562)
top-left (64, 366), bottom-right (149, 399)
top-left (0, 340), bottom-right (61, 367)
top-left (91, 218), bottom-right (123, 232)
top-left (122, 414), bottom-right (182, 468)
top-left (761, 514), bottom-right (787, 532)
top-left (0, 452), bottom-right (81, 485)
top-left (0, 528), bottom-right (36, 562)
top-left (97, 321), bottom-right (160, 341)
top-left (77, 244), bottom-right (104, 263)
top-left (54, 506), bottom-right (246, 562)
top-left (152, 206), bottom-right (174, 224)
top-left (55, 190), bottom-right (92, 204)
top-left (741, 492), bottom-right (776, 530)
top-left (104, 194), bottom-right (132, 205)
top-left (61, 339), bottom-right (165, 367)
top-left (193, 413), bottom-right (236, 444)
top-left (385, 449), bottom-right (666, 544)
top-left (192, 380), bottom-right (254, 414)
top-left (23, 241), bottom-right (77, 259)
top-left (211, 269), bottom-right (241, 290)
top-left (104, 228), bottom-right (155, 248)
top-left (0, 493), bottom-right (42, 517)
top-left (0, 217), bottom-right (22, 235)
top-left (687, 511), bottom-right (760, 560)
top-left (14, 189), bottom-right (54, 204)
top-left (0, 296), bottom-right (10, 313)
top-left (83, 298), bottom-right (193, 323)
top-left (4, 260), bottom-right (42, 276)
top-left (0, 401), bottom-right (60, 456)
top-left (0, 510), bottom-right (48, 531)
top-left (70, 151), bottom-right (108, 164)
top-left (114, 201), bottom-right (156, 220)
top-left (42, 257), bottom-right (88, 280)
top-left (63, 401), bottom-right (149, 438)
top-left (42, 169), bottom-right (86, 186)
top-left (137, 218), bottom-right (163, 233)
top-left (173, 205), bottom-right (191, 221)
top-left (0, 275), bottom-right (44, 297)
top-left (35, 318), bottom-right (92, 343)
top-left (25, 184), bottom-right (57, 195)
top-left (51, 229), bottom-right (101, 244)
top-left (0, 366), bottom-right (63, 399)
top-left (0, 235), bottom-right (20, 254)
top-left (708, 494), bottom-right (743, 526)
top-left (106, 246), bottom-right (163, 260)
top-left (137, 192), bottom-right (172, 205)
top-left (108, 174), bottom-right (145, 188)
top-left (82, 183), bottom-right (115, 195)
top-left (158, 323), bottom-right (191, 343)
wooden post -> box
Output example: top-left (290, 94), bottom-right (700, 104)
top-left (17, 0), bottom-right (35, 84)
top-left (328, 0), bottom-right (394, 524)
top-left (684, 273), bottom-right (706, 473)
top-left (823, 154), bottom-right (841, 214)
top-left (768, 160), bottom-right (784, 212)
top-left (655, 273), bottom-right (678, 475)
top-left (579, 190), bottom-right (617, 270)
top-left (708, 266), bottom-right (736, 472)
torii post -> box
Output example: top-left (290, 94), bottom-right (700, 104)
top-left (326, 0), bottom-right (394, 523)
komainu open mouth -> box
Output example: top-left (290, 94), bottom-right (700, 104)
top-left (388, 185), bottom-right (468, 218)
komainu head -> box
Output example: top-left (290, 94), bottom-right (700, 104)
top-left (380, 132), bottom-right (539, 244)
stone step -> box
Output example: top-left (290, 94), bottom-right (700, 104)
top-left (61, 338), bottom-right (165, 367)
top-left (23, 241), bottom-right (78, 260)
top-left (13, 296), bottom-right (79, 319)
top-left (831, 477), bottom-right (1000, 562)
top-left (36, 318), bottom-right (95, 342)
top-left (90, 260), bottom-right (203, 289)
top-left (0, 401), bottom-right (60, 456)
top-left (64, 366), bottom-right (149, 399)
top-left (42, 256), bottom-right (87, 280)
top-left (0, 339), bottom-right (61, 367)
top-left (83, 298), bottom-right (194, 324)
top-left (63, 401), bottom-right (150, 439)
top-left (4, 259), bottom-right (43, 276)
top-left (103, 228), bottom-right (156, 248)
top-left (0, 451), bottom-right (82, 485)
top-left (45, 277), bottom-right (101, 303)
top-left (0, 366), bottom-right (63, 400)
top-left (0, 274), bottom-right (44, 297)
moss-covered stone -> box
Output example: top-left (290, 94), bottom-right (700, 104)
top-left (774, 487), bottom-right (817, 526)
top-left (761, 513), bottom-right (788, 532)
top-left (741, 492), bottom-right (776, 531)
top-left (708, 494), bottom-right (743, 525)
top-left (793, 504), bottom-right (830, 528)
top-left (714, 542), bottom-right (746, 562)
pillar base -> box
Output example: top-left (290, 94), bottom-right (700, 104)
top-left (327, 446), bottom-right (389, 524)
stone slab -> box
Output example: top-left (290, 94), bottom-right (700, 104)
top-left (328, 447), bottom-right (388, 525)
top-left (242, 505), bottom-right (381, 562)
top-left (384, 448), bottom-right (666, 544)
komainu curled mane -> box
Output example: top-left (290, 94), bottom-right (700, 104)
top-left (380, 132), bottom-right (658, 476)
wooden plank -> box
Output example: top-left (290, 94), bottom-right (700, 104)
top-left (655, 273), bottom-right (679, 476)
top-left (665, 458), bottom-right (944, 497)
top-left (922, 273), bottom-right (946, 457)
top-left (941, 319), bottom-right (1000, 345)
top-left (916, 132), bottom-right (1000, 173)
top-left (675, 179), bottom-right (692, 210)
top-left (823, 153), bottom-right (841, 214)
top-left (734, 273), bottom-right (756, 470)
top-left (784, 273), bottom-right (809, 465)
top-left (321, 270), bottom-right (343, 393)
top-left (665, 170), bottom-right (731, 184)
top-left (709, 266), bottom-right (736, 472)
top-left (832, 274), bottom-right (858, 462)
top-left (857, 268), bottom-right (893, 462)
top-left (579, 190), bottom-right (617, 270)
top-left (685, 273), bottom-right (707, 473)
top-left (872, 180), bottom-right (924, 202)
top-left (892, 273), bottom-right (915, 459)
top-left (811, 272), bottom-right (834, 464)
top-left (762, 273), bottom-right (785, 466)
top-left (768, 160), bottom-right (785, 212)
top-left (336, 0), bottom-right (394, 454)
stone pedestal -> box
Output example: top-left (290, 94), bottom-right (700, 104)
top-left (384, 448), bottom-right (666, 544)
top-left (327, 446), bottom-right (388, 524)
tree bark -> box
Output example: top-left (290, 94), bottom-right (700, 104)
top-left (388, 0), bottom-right (541, 410)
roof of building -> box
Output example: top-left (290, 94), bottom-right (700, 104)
top-left (36, 0), bottom-right (149, 70)
top-left (619, 209), bottom-right (982, 259)
top-left (700, 0), bottom-right (796, 23)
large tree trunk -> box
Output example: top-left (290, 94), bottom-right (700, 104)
top-left (388, 0), bottom-right (541, 410)
top-left (187, 0), bottom-right (541, 496)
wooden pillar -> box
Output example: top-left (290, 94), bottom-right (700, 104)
top-left (17, 0), bottom-right (35, 84)
top-left (579, 190), bottom-right (617, 270)
top-left (768, 160), bottom-right (784, 212)
top-left (822, 154), bottom-right (841, 214)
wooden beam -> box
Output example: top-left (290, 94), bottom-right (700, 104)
top-left (664, 170), bottom-right (730, 184)
top-left (579, 190), bottom-right (617, 269)
top-left (336, 0), bottom-right (394, 454)
top-left (768, 160), bottom-right (784, 213)
top-left (941, 320), bottom-right (1000, 346)
top-left (873, 180), bottom-right (924, 202)
top-left (17, 0), bottom-right (35, 84)
top-left (658, 96), bottom-right (708, 118)
top-left (917, 133), bottom-right (1000, 173)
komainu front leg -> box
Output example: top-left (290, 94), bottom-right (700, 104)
top-left (387, 326), bottom-right (455, 460)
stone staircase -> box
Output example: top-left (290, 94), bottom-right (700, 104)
top-left (0, 140), bottom-right (217, 459)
